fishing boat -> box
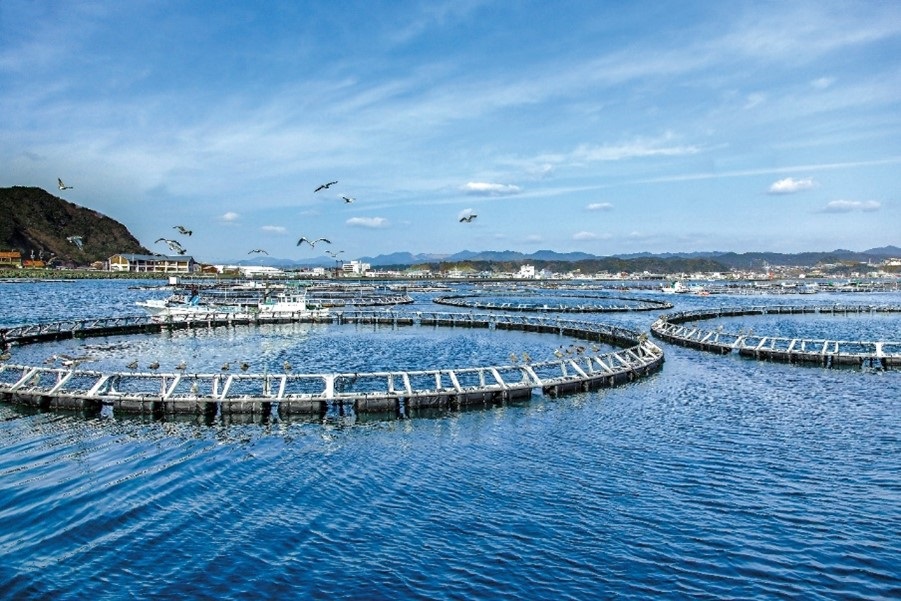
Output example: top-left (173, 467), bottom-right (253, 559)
top-left (136, 287), bottom-right (329, 319)
top-left (258, 289), bottom-right (330, 317)
top-left (661, 281), bottom-right (689, 294)
top-left (135, 292), bottom-right (207, 316)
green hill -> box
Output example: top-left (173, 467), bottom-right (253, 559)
top-left (0, 186), bottom-right (149, 266)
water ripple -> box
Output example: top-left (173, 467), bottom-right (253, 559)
top-left (0, 281), bottom-right (899, 599)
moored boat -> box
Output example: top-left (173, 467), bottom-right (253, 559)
top-left (137, 287), bottom-right (330, 319)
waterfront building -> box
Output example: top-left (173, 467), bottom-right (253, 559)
top-left (108, 253), bottom-right (196, 273)
top-left (0, 250), bottom-right (23, 268)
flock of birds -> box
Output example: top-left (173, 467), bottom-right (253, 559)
top-left (52, 176), bottom-right (478, 260)
top-left (0, 177), bottom-right (569, 373)
top-left (149, 180), bottom-right (354, 258)
top-left (101, 343), bottom-right (601, 375)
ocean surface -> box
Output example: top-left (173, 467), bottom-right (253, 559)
top-left (1, 279), bottom-right (899, 600)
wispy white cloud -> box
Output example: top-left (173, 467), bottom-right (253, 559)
top-left (573, 231), bottom-right (599, 241)
top-left (218, 211), bottom-right (240, 222)
top-left (526, 163), bottom-right (554, 179)
top-left (586, 202), bottom-right (613, 211)
top-left (744, 92), bottom-right (766, 109)
top-left (820, 200), bottom-right (881, 213)
top-left (388, 0), bottom-right (487, 45)
top-left (503, 133), bottom-right (703, 178)
top-left (572, 136), bottom-right (701, 163)
top-left (767, 177), bottom-right (817, 194)
top-left (347, 216), bottom-right (389, 228)
top-left (461, 182), bottom-right (521, 196)
top-left (626, 158), bottom-right (901, 188)
top-left (811, 76), bottom-right (835, 89)
top-left (261, 225), bottom-right (286, 234)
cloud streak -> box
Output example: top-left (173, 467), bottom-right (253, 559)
top-left (461, 182), bottom-right (521, 196)
top-left (820, 200), bottom-right (881, 213)
top-left (347, 216), bottom-right (390, 228)
top-left (768, 177), bottom-right (816, 194)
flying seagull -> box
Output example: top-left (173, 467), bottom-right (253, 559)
top-left (155, 238), bottom-right (186, 255)
top-left (340, 195), bottom-right (355, 203)
top-left (58, 178), bottom-right (74, 190)
top-left (314, 181), bottom-right (338, 192)
top-left (459, 214), bottom-right (477, 223)
top-left (325, 249), bottom-right (344, 258)
top-left (173, 225), bottom-right (192, 236)
top-left (297, 237), bottom-right (331, 248)
top-left (66, 235), bottom-right (84, 249)
top-left (248, 249), bottom-right (269, 255)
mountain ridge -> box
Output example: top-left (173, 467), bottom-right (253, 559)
top-left (3, 186), bottom-right (898, 272)
top-left (0, 186), bottom-right (149, 265)
top-left (228, 246), bottom-right (901, 270)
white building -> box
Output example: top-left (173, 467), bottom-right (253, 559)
top-left (108, 254), bottom-right (195, 273)
top-left (341, 260), bottom-right (370, 275)
top-left (236, 265), bottom-right (285, 277)
top-left (518, 264), bottom-right (536, 279)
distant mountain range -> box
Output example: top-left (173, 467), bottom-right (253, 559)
top-left (231, 246), bottom-right (901, 271)
top-left (3, 186), bottom-right (898, 273)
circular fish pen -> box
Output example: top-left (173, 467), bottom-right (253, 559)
top-left (433, 292), bottom-right (673, 313)
top-left (651, 304), bottom-right (901, 368)
top-left (159, 281), bottom-right (415, 308)
top-left (0, 310), bottom-right (664, 420)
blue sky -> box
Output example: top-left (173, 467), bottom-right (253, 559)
top-left (2, 1), bottom-right (900, 262)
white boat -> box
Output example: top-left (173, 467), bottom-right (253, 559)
top-left (137, 288), bottom-right (329, 319)
top-left (661, 281), bottom-right (689, 294)
top-left (258, 290), bottom-right (330, 317)
top-left (135, 293), bottom-right (208, 316)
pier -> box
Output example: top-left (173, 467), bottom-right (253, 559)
top-left (651, 304), bottom-right (901, 368)
top-left (0, 310), bottom-right (664, 418)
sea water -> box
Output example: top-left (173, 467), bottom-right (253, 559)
top-left (0, 280), bottom-right (898, 600)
